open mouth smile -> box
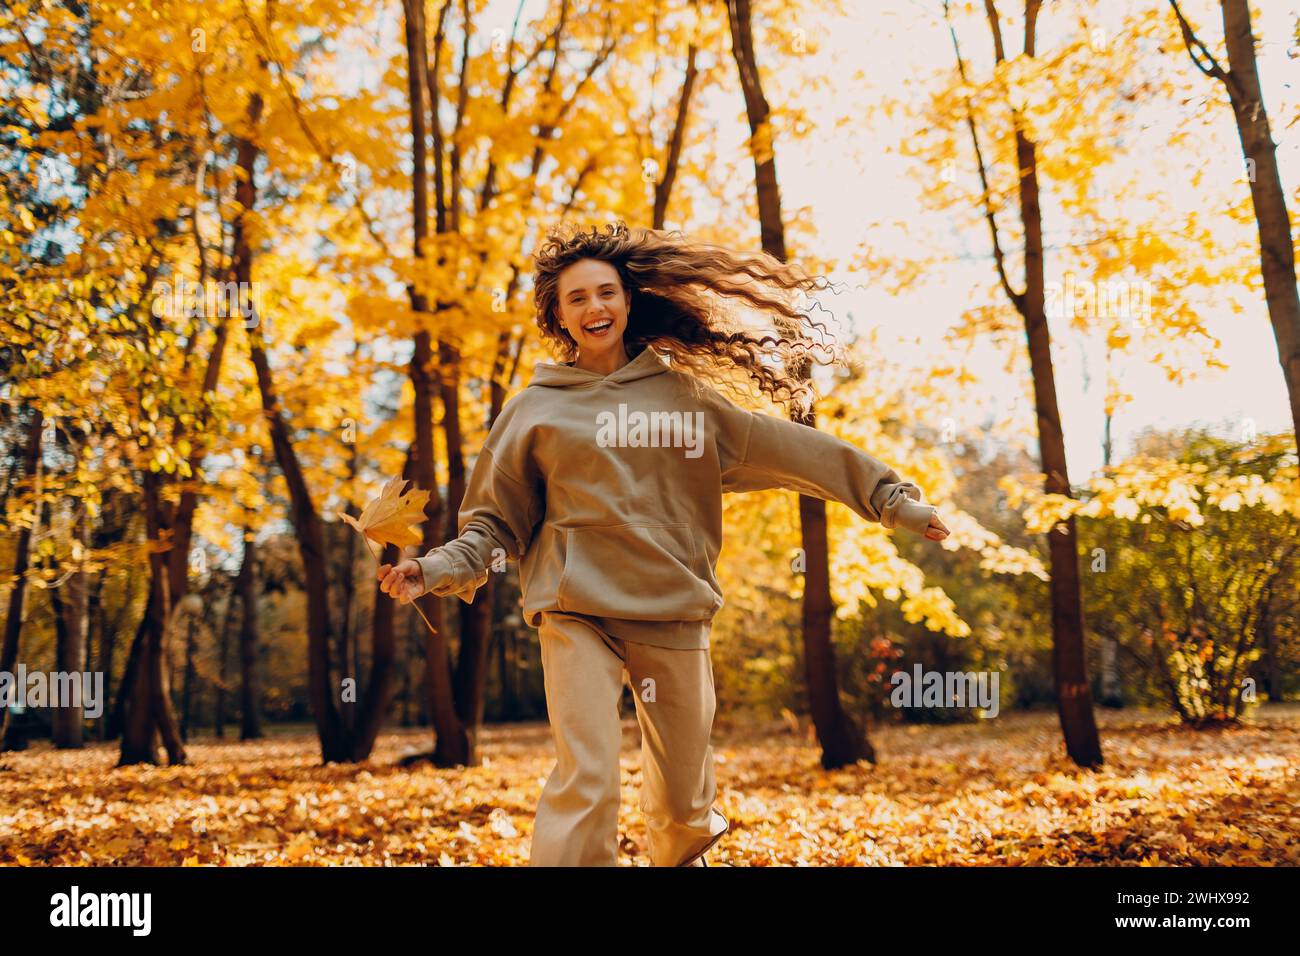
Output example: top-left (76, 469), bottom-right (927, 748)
top-left (583, 319), bottom-right (614, 335)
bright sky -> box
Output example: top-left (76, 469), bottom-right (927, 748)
top-left (769, 0), bottom-right (1298, 481)
top-left (343, 0), bottom-right (1298, 484)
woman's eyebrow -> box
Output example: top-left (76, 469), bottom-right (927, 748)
top-left (565, 282), bottom-right (617, 299)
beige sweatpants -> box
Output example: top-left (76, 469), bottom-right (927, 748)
top-left (528, 610), bottom-right (721, 867)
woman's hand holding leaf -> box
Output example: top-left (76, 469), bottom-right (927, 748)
top-left (377, 559), bottom-right (425, 604)
top-left (337, 477), bottom-right (439, 631)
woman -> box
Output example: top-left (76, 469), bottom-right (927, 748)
top-left (378, 221), bottom-right (950, 867)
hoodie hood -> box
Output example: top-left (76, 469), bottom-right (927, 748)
top-left (528, 344), bottom-right (671, 388)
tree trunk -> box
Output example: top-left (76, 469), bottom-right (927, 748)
top-left (51, 506), bottom-right (89, 748)
top-left (1100, 635), bottom-right (1122, 707)
top-left (71, 508), bottom-right (89, 742)
top-left (652, 35), bottom-right (699, 229)
top-left (97, 613), bottom-right (117, 741)
top-left (337, 360), bottom-right (362, 734)
top-left (443, 338), bottom-right (493, 748)
top-left (106, 611), bottom-right (144, 741)
top-left (1172, 0), bottom-right (1300, 444)
top-left (237, 526), bottom-right (262, 740)
top-left (401, 0), bottom-right (467, 768)
top-left (93, 488), bottom-right (132, 741)
top-left (727, 0), bottom-right (872, 769)
top-left (232, 79), bottom-right (351, 761)
top-left (86, 545), bottom-right (107, 737)
top-left (246, 289), bottom-right (343, 761)
top-left (214, 572), bottom-right (236, 738)
top-left (352, 540), bottom-right (400, 756)
top-left (401, 606), bottom-right (415, 728)
top-left (950, 0), bottom-right (1103, 762)
top-left (1005, 4), bottom-right (1102, 768)
top-left (1, 408), bottom-right (43, 752)
top-left (1220, 0), bottom-right (1300, 444)
top-left (350, 446), bottom-right (414, 761)
top-left (118, 470), bottom-right (187, 766)
top-left (180, 613), bottom-right (196, 741)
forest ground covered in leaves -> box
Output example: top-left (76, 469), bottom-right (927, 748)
top-left (3, 704), bottom-right (1296, 867)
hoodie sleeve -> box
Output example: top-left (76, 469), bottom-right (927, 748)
top-left (718, 403), bottom-right (938, 537)
top-left (415, 442), bottom-right (544, 604)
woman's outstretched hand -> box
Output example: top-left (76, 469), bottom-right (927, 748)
top-left (924, 512), bottom-right (950, 542)
top-left (377, 559), bottom-right (425, 604)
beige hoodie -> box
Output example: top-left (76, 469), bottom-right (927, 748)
top-left (416, 344), bottom-right (938, 650)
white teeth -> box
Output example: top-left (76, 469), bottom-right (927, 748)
top-left (585, 320), bottom-right (612, 331)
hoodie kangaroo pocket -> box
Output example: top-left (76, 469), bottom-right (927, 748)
top-left (555, 522), bottom-right (721, 621)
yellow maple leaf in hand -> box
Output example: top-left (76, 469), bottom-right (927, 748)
top-left (336, 477), bottom-right (440, 637)
top-left (336, 476), bottom-right (430, 559)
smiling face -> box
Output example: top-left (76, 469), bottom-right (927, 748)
top-left (556, 258), bottom-right (631, 361)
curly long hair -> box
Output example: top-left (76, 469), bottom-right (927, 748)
top-left (531, 220), bottom-right (846, 414)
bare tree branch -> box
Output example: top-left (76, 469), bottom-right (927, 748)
top-left (945, 0), bottom-right (1025, 313)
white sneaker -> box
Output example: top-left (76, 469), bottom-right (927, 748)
top-left (678, 808), bottom-right (730, 867)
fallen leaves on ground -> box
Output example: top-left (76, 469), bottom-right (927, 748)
top-left (0, 706), bottom-right (1296, 866)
